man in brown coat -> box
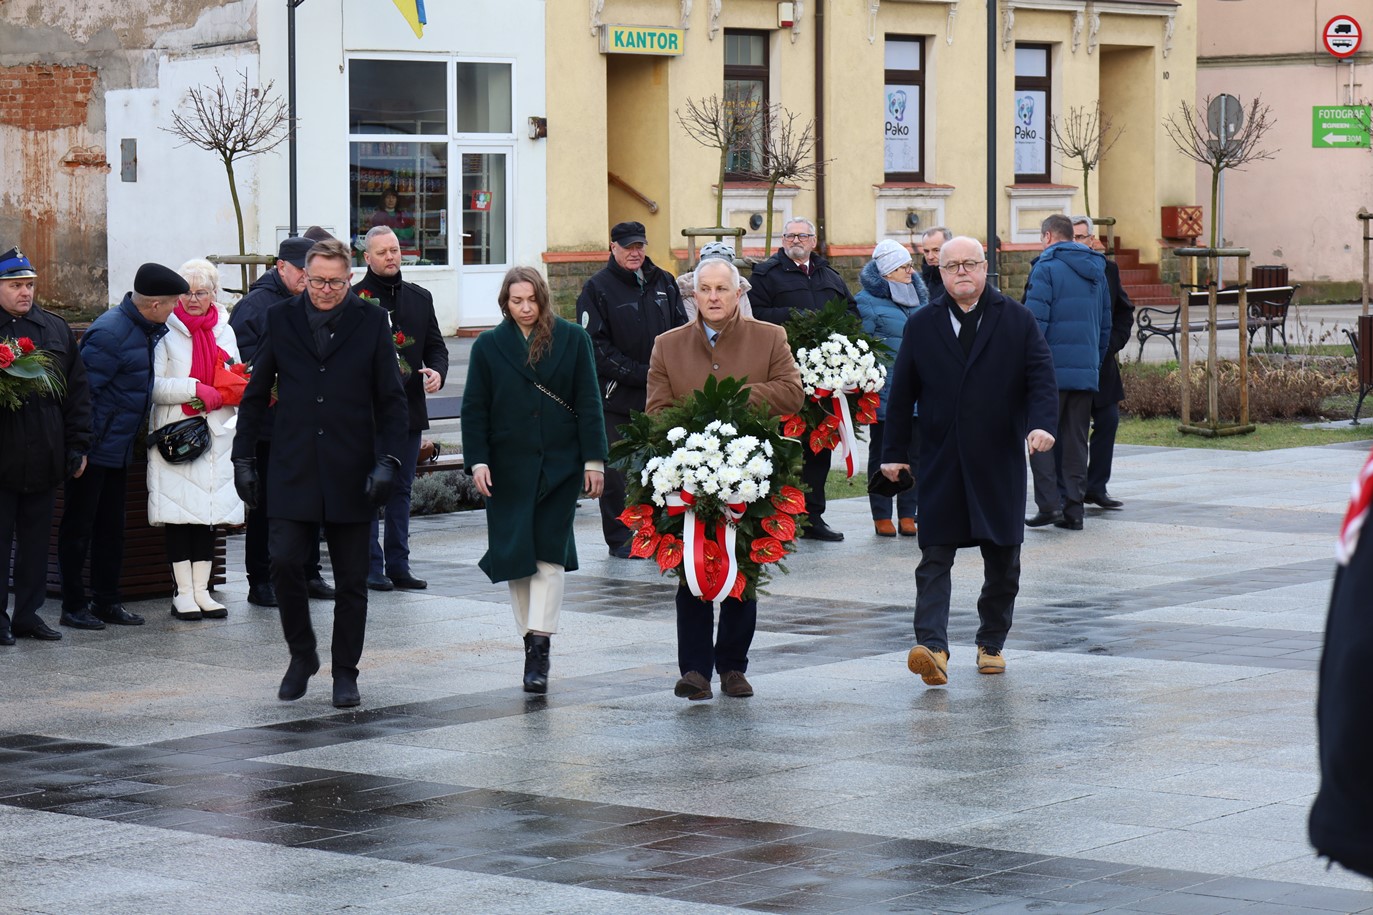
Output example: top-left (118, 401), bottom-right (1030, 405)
top-left (646, 259), bottom-right (803, 701)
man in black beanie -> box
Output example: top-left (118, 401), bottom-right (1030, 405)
top-left (57, 263), bottom-right (184, 631)
top-left (230, 236), bottom-right (336, 607)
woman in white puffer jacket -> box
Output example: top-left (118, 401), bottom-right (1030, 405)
top-left (147, 259), bottom-right (243, 620)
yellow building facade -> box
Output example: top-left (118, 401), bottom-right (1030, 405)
top-left (544, 0), bottom-right (1195, 303)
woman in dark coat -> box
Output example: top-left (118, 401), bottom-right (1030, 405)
top-left (462, 267), bottom-right (608, 693)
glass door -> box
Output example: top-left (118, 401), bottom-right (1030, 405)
top-left (455, 146), bottom-right (512, 324)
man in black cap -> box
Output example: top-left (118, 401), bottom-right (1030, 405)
top-left (0, 248), bottom-right (92, 644)
top-left (232, 238), bottom-right (408, 708)
top-left (352, 225), bottom-right (448, 592)
top-left (229, 236), bottom-right (335, 606)
top-left (56, 263), bottom-right (183, 631)
top-left (576, 220), bottom-right (685, 557)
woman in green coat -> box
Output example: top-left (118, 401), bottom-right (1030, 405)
top-left (462, 266), bottom-right (608, 693)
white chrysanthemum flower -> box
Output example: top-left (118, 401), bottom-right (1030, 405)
top-left (699, 476), bottom-right (720, 495)
top-left (718, 423), bottom-right (737, 437)
top-left (856, 339), bottom-right (869, 351)
top-left (667, 427), bottom-right (687, 443)
top-left (745, 455), bottom-right (771, 477)
top-left (757, 479), bottom-right (770, 497)
top-left (652, 492), bottom-right (666, 506)
top-left (705, 419), bottom-right (721, 432)
top-left (762, 440), bottom-right (774, 456)
top-left (738, 479), bottom-right (760, 502)
top-left (685, 432), bottom-right (706, 450)
top-left (718, 465), bottom-right (744, 487)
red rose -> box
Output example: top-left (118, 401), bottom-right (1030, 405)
top-left (16, 337), bottom-right (35, 354)
top-left (395, 332), bottom-right (407, 346)
top-left (770, 485), bottom-right (805, 515)
top-left (655, 534), bottom-right (683, 571)
top-left (761, 513), bottom-right (797, 542)
top-left (0, 343), bottom-right (14, 368)
top-left (749, 537), bottom-right (784, 564)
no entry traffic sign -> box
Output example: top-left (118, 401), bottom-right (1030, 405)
top-left (1323, 14), bottom-right (1362, 59)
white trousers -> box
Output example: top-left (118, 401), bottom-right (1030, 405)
top-left (509, 561), bottom-right (565, 635)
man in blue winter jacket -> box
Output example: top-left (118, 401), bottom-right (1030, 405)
top-left (1022, 214), bottom-right (1111, 532)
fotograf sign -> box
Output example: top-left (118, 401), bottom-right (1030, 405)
top-left (1312, 105), bottom-right (1371, 148)
top-left (600, 25), bottom-right (685, 56)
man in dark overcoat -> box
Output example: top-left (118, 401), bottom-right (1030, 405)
top-left (352, 225), bottom-right (449, 592)
top-left (230, 236), bottom-right (333, 607)
top-left (881, 235), bottom-right (1057, 686)
top-left (0, 247), bottom-right (91, 643)
top-left (232, 239), bottom-right (407, 709)
top-left (749, 216), bottom-right (856, 543)
top-left (1310, 446), bottom-right (1373, 879)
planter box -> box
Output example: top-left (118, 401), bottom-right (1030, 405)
top-left (1161, 205), bottom-right (1203, 242)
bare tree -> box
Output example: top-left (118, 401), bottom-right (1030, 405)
top-left (1163, 95), bottom-right (1278, 248)
top-left (757, 105), bottom-right (824, 253)
top-left (1049, 102), bottom-right (1122, 219)
top-left (165, 69), bottom-right (289, 290)
top-left (676, 88), bottom-right (764, 229)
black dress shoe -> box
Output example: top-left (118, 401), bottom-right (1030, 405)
top-left (306, 578), bottom-right (336, 600)
top-left (1053, 517), bottom-right (1084, 531)
top-left (388, 572), bottom-right (427, 590)
top-left (247, 582), bottom-right (278, 607)
top-left (1084, 491), bottom-right (1124, 509)
top-left (92, 603), bottom-right (145, 626)
top-left (59, 608), bottom-right (107, 630)
top-left (803, 521), bottom-right (845, 542)
top-left (0, 620), bottom-right (13, 646)
top-left (278, 652), bottom-right (320, 701)
top-left (1025, 510), bottom-right (1062, 527)
top-left (332, 673), bottom-right (361, 708)
top-left (366, 574), bottom-right (394, 591)
top-left (12, 619), bottom-right (61, 641)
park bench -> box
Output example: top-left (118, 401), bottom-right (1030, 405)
top-left (1134, 285), bottom-right (1300, 361)
top-left (415, 394), bottom-right (465, 476)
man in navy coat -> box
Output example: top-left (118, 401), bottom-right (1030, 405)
top-left (232, 239), bottom-right (407, 709)
top-left (880, 236), bottom-right (1058, 686)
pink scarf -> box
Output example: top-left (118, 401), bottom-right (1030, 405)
top-left (174, 303), bottom-right (227, 415)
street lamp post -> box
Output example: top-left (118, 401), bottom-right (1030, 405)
top-left (986, 0), bottom-right (998, 283)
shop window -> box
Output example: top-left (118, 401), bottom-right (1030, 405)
top-left (348, 58), bottom-right (514, 268)
top-left (1013, 44), bottom-right (1051, 183)
top-left (883, 36), bottom-right (924, 181)
top-left (723, 30), bottom-right (768, 178)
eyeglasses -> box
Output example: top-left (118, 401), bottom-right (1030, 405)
top-left (1073, 234), bottom-right (1092, 242)
top-left (306, 277), bottom-right (349, 291)
top-left (939, 260), bottom-right (986, 274)
top-left (184, 290), bottom-right (214, 301)
top-left (781, 233), bottom-right (815, 242)
top-left (893, 263), bottom-right (915, 272)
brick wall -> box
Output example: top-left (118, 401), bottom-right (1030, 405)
top-left (547, 258), bottom-right (606, 319)
top-left (0, 64), bottom-right (99, 131)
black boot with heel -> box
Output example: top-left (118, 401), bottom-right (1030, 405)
top-left (523, 633), bottom-right (550, 694)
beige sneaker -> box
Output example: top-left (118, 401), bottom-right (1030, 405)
top-left (977, 645), bottom-right (1006, 675)
top-left (907, 645), bottom-right (949, 685)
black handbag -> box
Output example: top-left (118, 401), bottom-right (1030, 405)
top-left (148, 416), bottom-right (210, 464)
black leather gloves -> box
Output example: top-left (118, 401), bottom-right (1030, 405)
top-left (365, 455), bottom-right (401, 508)
top-left (233, 457), bottom-right (260, 510)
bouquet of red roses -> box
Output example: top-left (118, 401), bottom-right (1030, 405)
top-left (0, 336), bottom-right (65, 411)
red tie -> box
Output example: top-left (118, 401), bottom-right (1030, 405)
top-left (799, 262), bottom-right (810, 276)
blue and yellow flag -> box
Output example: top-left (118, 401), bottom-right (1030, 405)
top-left (391, 0), bottom-right (427, 38)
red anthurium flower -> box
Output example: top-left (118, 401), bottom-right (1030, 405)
top-left (729, 571), bottom-right (747, 600)
top-left (818, 415), bottom-right (840, 431)
top-left (809, 427), bottom-right (838, 454)
top-left (780, 413), bottom-right (807, 437)
top-left (749, 537), bottom-right (785, 564)
top-left (656, 534), bottom-right (683, 571)
top-left (761, 513), bottom-right (797, 542)
top-left (0, 344), bottom-right (14, 368)
top-left (617, 504), bottom-right (655, 530)
top-left (630, 525), bottom-right (661, 558)
top-left (859, 391), bottom-right (880, 411)
top-left (771, 485), bottom-right (805, 515)
top-left (16, 337), bottom-right (35, 354)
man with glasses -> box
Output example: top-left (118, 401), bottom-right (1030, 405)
top-left (1069, 216), bottom-right (1133, 510)
top-left (880, 236), bottom-right (1057, 686)
top-left (1022, 214), bottom-right (1112, 532)
top-left (918, 226), bottom-right (952, 303)
top-left (232, 239), bottom-right (407, 709)
top-left (750, 217), bottom-right (856, 542)
top-left (230, 236), bottom-right (336, 607)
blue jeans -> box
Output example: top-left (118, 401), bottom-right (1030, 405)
top-left (369, 431), bottom-right (422, 577)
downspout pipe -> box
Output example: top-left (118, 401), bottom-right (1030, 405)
top-left (814, 0), bottom-right (826, 251)
top-left (287, 0), bottom-right (306, 237)
top-left (986, 0), bottom-right (997, 284)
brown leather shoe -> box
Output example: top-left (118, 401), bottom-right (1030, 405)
top-left (673, 671), bottom-right (712, 700)
top-left (907, 645), bottom-right (949, 686)
top-left (977, 645), bottom-right (1006, 674)
top-left (721, 670), bottom-right (754, 698)
top-left (874, 519), bottom-right (896, 537)
top-left (898, 517), bottom-right (917, 537)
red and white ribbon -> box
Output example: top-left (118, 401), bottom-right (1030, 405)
top-left (667, 485), bottom-right (746, 602)
top-left (813, 386), bottom-right (860, 478)
top-left (1336, 447), bottom-right (1373, 565)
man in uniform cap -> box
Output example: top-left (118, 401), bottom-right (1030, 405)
top-left (230, 236), bottom-right (335, 607)
top-left (576, 220), bottom-right (685, 557)
top-left (0, 248), bottom-right (92, 643)
top-left (56, 263), bottom-right (184, 631)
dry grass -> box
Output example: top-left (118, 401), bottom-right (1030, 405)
top-left (1122, 356), bottom-right (1358, 422)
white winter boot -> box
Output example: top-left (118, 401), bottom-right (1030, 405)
top-left (170, 561), bottom-right (200, 620)
top-left (191, 560), bottom-right (228, 618)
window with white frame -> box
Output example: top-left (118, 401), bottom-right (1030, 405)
top-left (347, 58), bottom-right (513, 268)
top-left (1013, 44), bottom-right (1051, 183)
top-left (883, 36), bottom-right (924, 181)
